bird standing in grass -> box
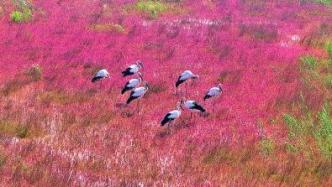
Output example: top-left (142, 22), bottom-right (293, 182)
top-left (161, 101), bottom-right (182, 127)
top-left (181, 98), bottom-right (206, 120)
top-left (121, 72), bottom-right (143, 94)
top-left (182, 99), bottom-right (206, 112)
top-left (204, 84), bottom-right (223, 113)
top-left (204, 84), bottom-right (222, 101)
top-left (175, 70), bottom-right (199, 95)
top-left (175, 70), bottom-right (199, 87)
top-left (122, 60), bottom-right (143, 77)
top-left (91, 69), bottom-right (110, 88)
top-left (126, 82), bottom-right (149, 113)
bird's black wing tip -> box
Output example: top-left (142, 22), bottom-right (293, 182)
top-left (122, 68), bottom-right (133, 77)
top-left (161, 114), bottom-right (172, 126)
top-left (126, 96), bottom-right (138, 104)
top-left (91, 77), bottom-right (100, 83)
top-left (121, 86), bottom-right (128, 94)
top-left (204, 95), bottom-right (210, 100)
top-left (175, 80), bottom-right (184, 87)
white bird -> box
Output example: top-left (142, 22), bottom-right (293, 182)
top-left (91, 69), bottom-right (110, 83)
top-left (181, 98), bottom-right (206, 120)
top-left (121, 72), bottom-right (143, 94)
top-left (122, 60), bottom-right (143, 77)
top-left (182, 99), bottom-right (206, 113)
top-left (161, 102), bottom-right (182, 127)
top-left (175, 70), bottom-right (198, 88)
top-left (204, 84), bottom-right (223, 100)
top-left (126, 82), bottom-right (149, 104)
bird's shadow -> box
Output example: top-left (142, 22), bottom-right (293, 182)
top-left (200, 112), bottom-right (210, 118)
top-left (155, 122), bottom-right (191, 138)
top-left (115, 102), bottom-right (127, 108)
top-left (156, 130), bottom-right (171, 138)
top-left (115, 102), bottom-right (136, 118)
top-left (174, 122), bottom-right (191, 130)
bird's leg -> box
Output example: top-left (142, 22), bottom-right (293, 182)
top-left (193, 113), bottom-right (196, 124)
top-left (137, 100), bottom-right (140, 114)
top-left (213, 99), bottom-right (217, 114)
top-left (185, 83), bottom-right (188, 97)
top-left (213, 99), bottom-right (217, 124)
top-left (167, 121), bottom-right (172, 133)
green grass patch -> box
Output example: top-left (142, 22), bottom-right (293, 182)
top-left (135, 1), bottom-right (168, 17)
top-left (325, 41), bottom-right (332, 59)
top-left (284, 114), bottom-right (307, 139)
top-left (283, 53), bottom-right (332, 158)
top-left (259, 138), bottom-right (275, 156)
top-left (10, 8), bottom-right (32, 23)
top-left (283, 113), bottom-right (315, 156)
top-left (315, 103), bottom-right (332, 157)
top-left (285, 143), bottom-right (298, 153)
top-left (316, 0), bottom-right (332, 5)
top-left (10, 0), bottom-right (33, 23)
top-left (283, 103), bottom-right (332, 158)
top-left (299, 55), bottom-right (327, 90)
top-left (11, 11), bottom-right (24, 22)
top-left (325, 74), bottom-right (332, 88)
top-left (300, 55), bottom-right (317, 70)
top-left (126, 0), bottom-right (185, 18)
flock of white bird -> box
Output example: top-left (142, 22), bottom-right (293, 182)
top-left (91, 60), bottom-right (223, 127)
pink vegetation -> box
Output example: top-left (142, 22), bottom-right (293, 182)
top-left (0, 0), bottom-right (331, 186)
